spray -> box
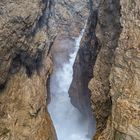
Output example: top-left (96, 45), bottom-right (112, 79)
top-left (48, 27), bottom-right (92, 140)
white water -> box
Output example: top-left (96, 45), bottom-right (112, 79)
top-left (48, 29), bottom-right (91, 140)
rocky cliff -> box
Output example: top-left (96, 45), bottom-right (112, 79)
top-left (70, 0), bottom-right (140, 140)
top-left (0, 0), bottom-right (57, 139)
top-left (0, 0), bottom-right (88, 139)
top-left (91, 0), bottom-right (140, 139)
top-left (0, 0), bottom-right (139, 140)
top-left (89, 0), bottom-right (122, 138)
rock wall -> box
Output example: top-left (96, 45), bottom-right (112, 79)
top-left (69, 9), bottom-right (99, 116)
top-left (0, 0), bottom-right (88, 139)
top-left (0, 0), bottom-right (57, 139)
top-left (88, 0), bottom-right (140, 140)
top-left (68, 10), bottom-right (100, 137)
top-left (1, 0), bottom-right (139, 139)
top-left (69, 0), bottom-right (140, 139)
top-left (89, 0), bottom-right (121, 138)
top-left (0, 53), bottom-right (57, 140)
top-left (95, 0), bottom-right (140, 139)
top-left (69, 0), bottom-right (121, 138)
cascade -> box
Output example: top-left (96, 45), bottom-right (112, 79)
top-left (48, 28), bottom-right (94, 140)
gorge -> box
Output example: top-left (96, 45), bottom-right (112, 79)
top-left (48, 28), bottom-right (95, 140)
top-left (0, 0), bottom-right (140, 140)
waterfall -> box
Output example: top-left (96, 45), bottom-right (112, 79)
top-left (48, 27), bottom-right (91, 140)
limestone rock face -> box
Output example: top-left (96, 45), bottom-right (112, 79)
top-left (88, 0), bottom-right (121, 138)
top-left (54, 0), bottom-right (88, 37)
top-left (99, 0), bottom-right (140, 139)
top-left (69, 0), bottom-right (121, 138)
top-left (0, 54), bottom-right (57, 140)
top-left (68, 11), bottom-right (100, 138)
top-left (69, 0), bottom-right (140, 139)
top-left (88, 0), bottom-right (140, 140)
top-left (0, 1), bottom-right (57, 139)
top-left (0, 0), bottom-right (88, 139)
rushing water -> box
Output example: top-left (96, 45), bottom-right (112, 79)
top-left (48, 29), bottom-right (92, 140)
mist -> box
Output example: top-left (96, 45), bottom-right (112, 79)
top-left (48, 29), bottom-right (94, 140)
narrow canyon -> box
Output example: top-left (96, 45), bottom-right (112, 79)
top-left (0, 0), bottom-right (140, 140)
top-left (48, 29), bottom-right (96, 140)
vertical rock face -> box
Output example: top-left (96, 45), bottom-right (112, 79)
top-left (69, 10), bottom-right (99, 115)
top-left (102, 0), bottom-right (140, 139)
top-left (0, 0), bottom-right (88, 139)
top-left (89, 0), bottom-right (122, 138)
top-left (54, 0), bottom-right (89, 37)
top-left (69, 0), bottom-right (121, 138)
top-left (68, 10), bottom-right (101, 137)
top-left (1, 0), bottom-right (139, 139)
top-left (0, 0), bottom-right (57, 139)
top-left (88, 0), bottom-right (140, 140)
top-left (0, 55), bottom-right (57, 140)
top-left (70, 0), bottom-right (140, 139)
